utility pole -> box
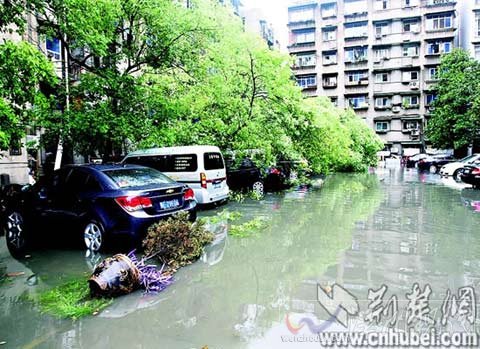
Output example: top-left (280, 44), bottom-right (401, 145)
top-left (54, 34), bottom-right (69, 170)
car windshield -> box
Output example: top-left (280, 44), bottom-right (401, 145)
top-left (103, 167), bottom-right (174, 189)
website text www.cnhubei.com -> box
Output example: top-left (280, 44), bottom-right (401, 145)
top-left (281, 329), bottom-right (478, 347)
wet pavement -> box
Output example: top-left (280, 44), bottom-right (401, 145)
top-left (1, 168), bottom-right (480, 348)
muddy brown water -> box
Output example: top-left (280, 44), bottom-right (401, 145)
top-left (1, 168), bottom-right (479, 348)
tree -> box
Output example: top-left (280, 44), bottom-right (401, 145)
top-left (24, 0), bottom-right (215, 160)
top-left (426, 49), bottom-right (480, 150)
top-left (0, 40), bottom-right (56, 150)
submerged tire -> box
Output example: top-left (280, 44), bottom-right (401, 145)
top-left (83, 219), bottom-right (105, 252)
top-left (5, 211), bottom-right (29, 257)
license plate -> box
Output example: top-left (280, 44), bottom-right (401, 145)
top-left (159, 199), bottom-right (180, 210)
top-left (213, 182), bottom-right (221, 189)
top-left (464, 170), bottom-right (470, 174)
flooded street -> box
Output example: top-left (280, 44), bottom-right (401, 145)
top-left (1, 168), bottom-right (480, 348)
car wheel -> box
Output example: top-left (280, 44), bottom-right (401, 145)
top-left (429, 165), bottom-right (438, 174)
top-left (5, 211), bottom-right (29, 257)
top-left (251, 181), bottom-right (264, 196)
top-left (83, 220), bottom-right (105, 252)
top-left (453, 169), bottom-right (462, 182)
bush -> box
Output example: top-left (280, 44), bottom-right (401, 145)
top-left (142, 212), bottom-right (214, 271)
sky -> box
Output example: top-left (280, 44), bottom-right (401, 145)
top-left (241, 0), bottom-right (290, 51)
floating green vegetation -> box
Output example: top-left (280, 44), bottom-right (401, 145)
top-left (37, 279), bottom-right (112, 320)
top-left (229, 217), bottom-right (269, 238)
top-left (228, 191), bottom-right (246, 203)
top-left (206, 209), bottom-right (243, 224)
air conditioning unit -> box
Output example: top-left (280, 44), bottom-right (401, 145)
top-left (411, 130), bottom-right (420, 136)
top-left (392, 106), bottom-right (401, 113)
top-left (409, 81), bottom-right (419, 89)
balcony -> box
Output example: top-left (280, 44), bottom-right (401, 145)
top-left (288, 20), bottom-right (316, 30)
top-left (423, 0), bottom-right (456, 11)
top-left (345, 79), bottom-right (369, 87)
top-left (292, 65), bottom-right (316, 75)
top-left (288, 42), bottom-right (316, 53)
top-left (323, 81), bottom-right (337, 89)
top-left (424, 29), bottom-right (456, 41)
top-left (322, 40), bottom-right (337, 51)
top-left (345, 58), bottom-right (368, 68)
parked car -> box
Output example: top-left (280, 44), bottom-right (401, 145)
top-left (226, 158), bottom-right (265, 194)
top-left (123, 146), bottom-right (229, 205)
top-left (405, 153), bottom-right (428, 168)
top-left (439, 154), bottom-right (480, 181)
top-left (460, 162), bottom-right (480, 188)
top-left (417, 154), bottom-right (456, 174)
top-left (226, 158), bottom-right (288, 195)
top-left (0, 184), bottom-right (25, 236)
top-left (1, 164), bottom-right (197, 256)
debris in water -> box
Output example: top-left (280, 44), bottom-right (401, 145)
top-left (6, 272), bottom-right (24, 277)
top-left (89, 251), bottom-right (173, 297)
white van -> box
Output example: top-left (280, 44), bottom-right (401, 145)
top-left (122, 146), bottom-right (229, 204)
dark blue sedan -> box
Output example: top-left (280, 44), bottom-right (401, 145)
top-left (2, 164), bottom-right (196, 256)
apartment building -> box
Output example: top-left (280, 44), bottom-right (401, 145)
top-left (288, 0), bottom-right (463, 155)
top-left (240, 7), bottom-right (280, 50)
top-left (459, 0), bottom-right (480, 60)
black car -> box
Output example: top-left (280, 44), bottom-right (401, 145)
top-left (405, 153), bottom-right (428, 168)
top-left (226, 158), bottom-right (265, 194)
top-left (417, 154), bottom-right (456, 174)
top-left (1, 164), bottom-right (196, 256)
top-left (460, 163), bottom-right (480, 188)
top-left (226, 158), bottom-right (287, 195)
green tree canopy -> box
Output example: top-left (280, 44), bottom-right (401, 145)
top-left (426, 49), bottom-right (480, 149)
top-left (0, 40), bottom-right (56, 150)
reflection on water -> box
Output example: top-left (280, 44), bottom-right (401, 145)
top-left (1, 169), bottom-right (480, 348)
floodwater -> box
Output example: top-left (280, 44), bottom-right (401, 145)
top-left (1, 168), bottom-right (480, 348)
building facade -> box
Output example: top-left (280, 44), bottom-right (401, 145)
top-left (287, 0), bottom-right (464, 155)
top-left (459, 0), bottom-right (480, 60)
top-left (240, 7), bottom-right (280, 50)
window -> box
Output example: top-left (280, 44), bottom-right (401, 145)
top-left (347, 95), bottom-right (368, 108)
top-left (403, 120), bottom-right (420, 130)
top-left (345, 22), bottom-right (368, 38)
top-left (426, 13), bottom-right (453, 31)
top-left (426, 93), bottom-right (437, 105)
top-left (346, 70), bottom-right (368, 83)
top-left (476, 12), bottom-right (480, 37)
top-left (204, 153), bottom-right (225, 170)
top-left (375, 97), bottom-right (391, 108)
top-left (124, 155), bottom-right (199, 172)
top-left (323, 74), bottom-right (337, 87)
top-left (403, 20), bottom-right (420, 33)
top-left (475, 45), bottom-right (480, 60)
top-left (375, 72), bottom-right (389, 82)
top-left (403, 95), bottom-right (419, 107)
top-left (322, 28), bottom-right (337, 41)
top-left (426, 40), bottom-right (452, 55)
top-left (375, 121), bottom-right (389, 132)
top-left (330, 97), bottom-right (338, 107)
top-left (375, 22), bottom-right (390, 36)
top-left (403, 44), bottom-right (419, 57)
top-left (293, 30), bottom-right (315, 44)
top-left (289, 7), bottom-right (315, 23)
top-left (344, 0), bottom-right (367, 15)
top-left (345, 47), bottom-right (367, 62)
top-left (295, 53), bottom-right (316, 67)
top-left (402, 70), bottom-right (419, 81)
top-left (297, 75), bottom-right (317, 88)
top-left (321, 3), bottom-right (337, 18)
top-left (322, 51), bottom-right (337, 65)
top-left (374, 47), bottom-right (390, 59)
top-left (46, 38), bottom-right (61, 60)
top-left (104, 168), bottom-right (174, 189)
top-left (428, 67), bottom-right (438, 80)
